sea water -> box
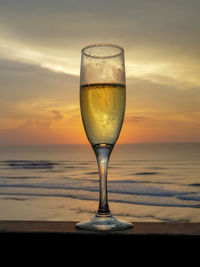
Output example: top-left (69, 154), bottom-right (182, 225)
top-left (0, 143), bottom-right (200, 222)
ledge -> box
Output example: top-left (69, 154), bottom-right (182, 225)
top-left (1, 220), bottom-right (200, 237)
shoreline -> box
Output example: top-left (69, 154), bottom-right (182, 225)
top-left (1, 194), bottom-right (200, 223)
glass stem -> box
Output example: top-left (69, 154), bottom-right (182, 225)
top-left (93, 144), bottom-right (113, 216)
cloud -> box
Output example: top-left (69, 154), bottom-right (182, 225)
top-left (0, 0), bottom-right (200, 144)
top-left (0, 58), bottom-right (79, 123)
top-left (0, 1), bottom-right (199, 58)
top-left (125, 115), bottom-right (148, 123)
top-left (17, 119), bottom-right (51, 131)
top-left (1, 0), bottom-right (199, 53)
top-left (14, 109), bottom-right (65, 132)
top-left (51, 110), bottom-right (64, 121)
top-left (0, 0), bottom-right (199, 87)
top-left (0, 108), bottom-right (80, 145)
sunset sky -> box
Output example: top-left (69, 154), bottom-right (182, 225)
top-left (0, 0), bottom-right (200, 145)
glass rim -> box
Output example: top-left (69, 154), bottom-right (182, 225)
top-left (81, 43), bottom-right (124, 59)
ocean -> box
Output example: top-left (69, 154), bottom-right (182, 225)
top-left (0, 143), bottom-right (200, 222)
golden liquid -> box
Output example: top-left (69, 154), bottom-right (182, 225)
top-left (80, 83), bottom-right (126, 145)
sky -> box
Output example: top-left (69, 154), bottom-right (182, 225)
top-left (0, 0), bottom-right (200, 145)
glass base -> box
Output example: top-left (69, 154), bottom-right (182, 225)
top-left (76, 213), bottom-right (133, 231)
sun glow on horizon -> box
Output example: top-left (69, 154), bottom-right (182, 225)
top-left (0, 0), bottom-right (200, 145)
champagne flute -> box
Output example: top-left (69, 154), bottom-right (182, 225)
top-left (76, 44), bottom-right (133, 231)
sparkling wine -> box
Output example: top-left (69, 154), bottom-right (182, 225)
top-left (80, 83), bottom-right (125, 145)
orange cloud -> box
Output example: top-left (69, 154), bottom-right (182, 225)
top-left (0, 107), bottom-right (88, 145)
top-left (51, 110), bottom-right (64, 121)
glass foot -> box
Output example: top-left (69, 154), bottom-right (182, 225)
top-left (76, 213), bottom-right (133, 231)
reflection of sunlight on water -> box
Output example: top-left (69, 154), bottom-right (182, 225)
top-left (0, 144), bottom-right (200, 221)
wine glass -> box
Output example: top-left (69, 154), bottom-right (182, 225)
top-left (76, 44), bottom-right (133, 231)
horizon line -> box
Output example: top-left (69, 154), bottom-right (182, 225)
top-left (0, 141), bottom-right (200, 147)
